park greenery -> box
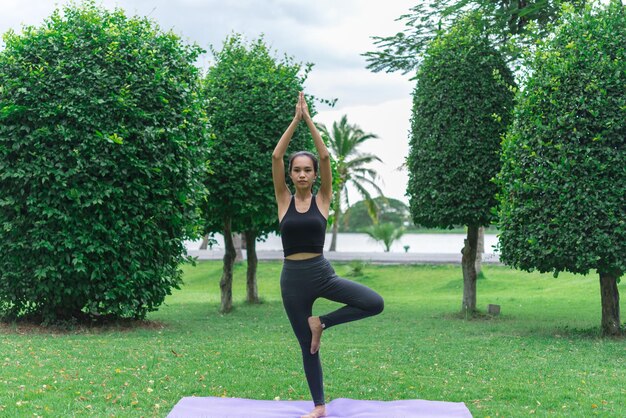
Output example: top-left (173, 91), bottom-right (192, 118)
top-left (406, 13), bottom-right (516, 314)
top-left (201, 33), bottom-right (315, 313)
top-left (363, 223), bottom-right (406, 252)
top-left (364, 0), bottom-right (588, 74)
top-left (0, 0), bottom-right (623, 341)
top-left (342, 197), bottom-right (411, 232)
top-left (1, 261), bottom-right (624, 417)
top-left (0, 2), bottom-right (209, 322)
top-left (342, 198), bottom-right (498, 234)
top-left (317, 115), bottom-right (384, 251)
top-left (497, 1), bottom-right (625, 336)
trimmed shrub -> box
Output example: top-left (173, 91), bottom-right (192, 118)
top-left (0, 3), bottom-right (210, 322)
top-left (406, 13), bottom-right (516, 312)
top-left (497, 2), bottom-right (625, 335)
top-left (498, 1), bottom-right (625, 276)
top-left (202, 34), bottom-right (315, 312)
top-left (407, 13), bottom-right (515, 230)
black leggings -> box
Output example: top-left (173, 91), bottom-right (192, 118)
top-left (280, 255), bottom-right (384, 406)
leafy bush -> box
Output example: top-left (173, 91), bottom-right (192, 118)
top-left (406, 12), bottom-right (516, 313)
top-left (202, 34), bottom-right (314, 238)
top-left (201, 34), bottom-right (316, 312)
top-left (346, 260), bottom-right (368, 278)
top-left (497, 2), bottom-right (625, 335)
top-left (406, 13), bottom-right (516, 229)
top-left (497, 1), bottom-right (625, 277)
top-left (0, 3), bottom-right (210, 322)
top-left (343, 197), bottom-right (410, 232)
top-left (363, 223), bottom-right (405, 252)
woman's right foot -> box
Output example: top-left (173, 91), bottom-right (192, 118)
top-left (308, 316), bottom-right (323, 354)
top-left (301, 404), bottom-right (326, 418)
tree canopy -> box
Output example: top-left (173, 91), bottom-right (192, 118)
top-left (364, 223), bottom-right (405, 252)
top-left (407, 13), bottom-right (516, 230)
top-left (497, 1), bottom-right (625, 335)
top-left (343, 197), bottom-right (410, 232)
top-left (317, 115), bottom-right (383, 251)
top-left (406, 13), bottom-right (516, 313)
top-left (203, 34), bottom-right (318, 238)
top-left (202, 34), bottom-right (315, 312)
top-left (364, 0), bottom-right (588, 75)
top-left (0, 2), bottom-right (210, 322)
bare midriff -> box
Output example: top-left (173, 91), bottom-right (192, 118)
top-left (285, 252), bottom-right (322, 260)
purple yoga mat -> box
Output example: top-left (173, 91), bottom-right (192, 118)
top-left (167, 396), bottom-right (473, 418)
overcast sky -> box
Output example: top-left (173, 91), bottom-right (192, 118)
top-left (1, 0), bottom-right (416, 204)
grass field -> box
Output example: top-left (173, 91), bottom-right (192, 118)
top-left (1, 261), bottom-right (624, 417)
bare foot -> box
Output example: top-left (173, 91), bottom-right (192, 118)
top-left (301, 404), bottom-right (326, 418)
top-left (308, 316), bottom-right (323, 354)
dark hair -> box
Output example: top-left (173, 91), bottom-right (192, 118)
top-left (288, 151), bottom-right (318, 174)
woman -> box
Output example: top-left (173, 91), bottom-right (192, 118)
top-left (272, 92), bottom-right (384, 418)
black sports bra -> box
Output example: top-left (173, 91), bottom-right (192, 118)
top-left (279, 195), bottom-right (327, 257)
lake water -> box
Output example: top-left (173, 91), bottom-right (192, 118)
top-left (185, 232), bottom-right (499, 254)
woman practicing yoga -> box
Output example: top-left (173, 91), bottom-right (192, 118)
top-left (272, 92), bottom-right (384, 418)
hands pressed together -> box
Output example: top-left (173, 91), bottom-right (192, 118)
top-left (294, 91), bottom-right (311, 122)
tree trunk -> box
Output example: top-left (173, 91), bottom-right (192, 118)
top-left (461, 224), bottom-right (479, 315)
top-left (219, 218), bottom-right (235, 314)
top-left (329, 190), bottom-right (342, 252)
top-left (475, 226), bottom-right (484, 275)
top-left (599, 271), bottom-right (621, 336)
top-left (245, 230), bottom-right (260, 304)
top-left (199, 234), bottom-right (210, 250)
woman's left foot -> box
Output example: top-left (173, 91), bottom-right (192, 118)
top-left (308, 316), bottom-right (323, 354)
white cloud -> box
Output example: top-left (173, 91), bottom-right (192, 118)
top-left (307, 66), bottom-right (413, 108)
top-left (0, 0), bottom-right (417, 204)
top-left (315, 97), bottom-right (413, 205)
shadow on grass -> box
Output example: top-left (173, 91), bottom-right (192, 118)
top-left (442, 310), bottom-right (510, 322)
top-left (0, 316), bottom-right (166, 335)
top-left (0, 300), bottom-right (281, 334)
top-left (436, 309), bottom-right (625, 340)
top-left (551, 325), bottom-right (625, 340)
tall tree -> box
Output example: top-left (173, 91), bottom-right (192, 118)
top-left (363, 0), bottom-right (588, 74)
top-left (317, 116), bottom-right (383, 251)
top-left (407, 13), bottom-right (516, 314)
top-left (498, 1), bottom-right (625, 336)
top-left (203, 34), bottom-right (315, 313)
top-left (344, 197), bottom-right (410, 232)
top-left (0, 2), bottom-right (209, 322)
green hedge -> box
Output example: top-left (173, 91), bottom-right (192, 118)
top-left (497, 1), bottom-right (626, 277)
top-left (0, 3), bottom-right (210, 321)
top-left (407, 13), bottom-right (516, 229)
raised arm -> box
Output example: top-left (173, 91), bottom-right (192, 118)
top-left (273, 94), bottom-right (302, 216)
top-left (301, 93), bottom-right (332, 214)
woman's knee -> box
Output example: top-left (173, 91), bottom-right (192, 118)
top-left (368, 293), bottom-right (384, 315)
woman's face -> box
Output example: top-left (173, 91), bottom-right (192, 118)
top-left (290, 155), bottom-right (317, 191)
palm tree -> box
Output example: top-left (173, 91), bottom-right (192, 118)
top-left (317, 115), bottom-right (384, 251)
top-left (364, 223), bottom-right (405, 252)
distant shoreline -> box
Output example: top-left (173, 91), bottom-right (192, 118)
top-left (338, 227), bottom-right (500, 235)
top-left (186, 249), bottom-right (502, 264)
top-left (187, 232), bottom-right (500, 255)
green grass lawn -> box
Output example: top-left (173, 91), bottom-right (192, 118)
top-left (1, 261), bottom-right (624, 417)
